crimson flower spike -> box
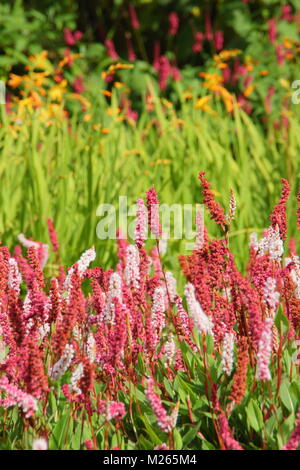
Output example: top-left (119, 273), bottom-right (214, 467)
top-left (269, 178), bottom-right (290, 240)
top-left (198, 172), bottom-right (228, 231)
top-left (47, 218), bottom-right (60, 253)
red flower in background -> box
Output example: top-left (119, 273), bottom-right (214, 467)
top-left (205, 11), bottom-right (213, 41)
top-left (129, 5), bottom-right (140, 30)
top-left (64, 28), bottom-right (82, 46)
top-left (168, 12), bottom-right (179, 36)
top-left (192, 32), bottom-right (204, 53)
top-left (73, 76), bottom-right (85, 94)
top-left (214, 31), bottom-right (224, 51)
top-left (126, 37), bottom-right (136, 62)
top-left (281, 4), bottom-right (293, 22)
top-left (105, 39), bottom-right (119, 60)
top-left (265, 86), bottom-right (276, 114)
top-left (268, 18), bottom-right (277, 43)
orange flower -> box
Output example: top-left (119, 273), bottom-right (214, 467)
top-left (30, 91), bottom-right (42, 108)
top-left (8, 74), bottom-right (23, 89)
top-left (244, 84), bottom-right (255, 97)
top-left (101, 90), bottom-right (112, 97)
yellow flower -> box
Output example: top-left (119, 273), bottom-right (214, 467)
top-left (195, 95), bottom-right (216, 115)
top-left (195, 95), bottom-right (211, 109)
top-left (114, 82), bottom-right (126, 88)
top-left (68, 93), bottom-right (91, 110)
top-left (83, 114), bottom-right (92, 122)
top-left (31, 72), bottom-right (49, 87)
top-left (200, 72), bottom-right (224, 90)
top-left (191, 6), bottom-right (201, 17)
top-left (113, 63), bottom-right (134, 71)
top-left (219, 88), bottom-right (236, 113)
top-left (279, 79), bottom-right (290, 89)
top-left (27, 51), bottom-right (52, 73)
top-left (49, 85), bottom-right (65, 102)
top-left (106, 107), bottom-right (120, 116)
top-left (161, 99), bottom-right (173, 108)
top-left (217, 49), bottom-right (241, 61)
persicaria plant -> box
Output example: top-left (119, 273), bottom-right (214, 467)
top-left (1, 172), bottom-right (300, 450)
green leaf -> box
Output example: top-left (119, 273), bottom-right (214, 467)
top-left (246, 399), bottom-right (263, 432)
top-left (182, 422), bottom-right (202, 448)
top-left (173, 428), bottom-right (183, 450)
top-left (49, 412), bottom-right (73, 450)
top-left (280, 382), bottom-right (295, 414)
top-left (274, 310), bottom-right (290, 335)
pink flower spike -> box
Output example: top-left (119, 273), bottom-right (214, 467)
top-left (221, 332), bottom-right (235, 376)
top-left (155, 443), bottom-right (169, 450)
top-left (135, 199), bottom-right (147, 248)
top-left (256, 318), bottom-right (273, 381)
top-left (146, 186), bottom-right (161, 238)
top-left (32, 438), bottom-right (48, 450)
top-left (219, 414), bottom-right (243, 450)
top-left (268, 18), bottom-right (277, 43)
top-left (145, 377), bottom-right (173, 432)
top-left (0, 376), bottom-right (37, 418)
top-left (124, 245), bottom-right (140, 289)
top-left (283, 409), bottom-right (300, 450)
top-left (107, 401), bottom-right (126, 421)
top-left (8, 257), bottom-right (22, 295)
top-left (85, 440), bottom-right (94, 450)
